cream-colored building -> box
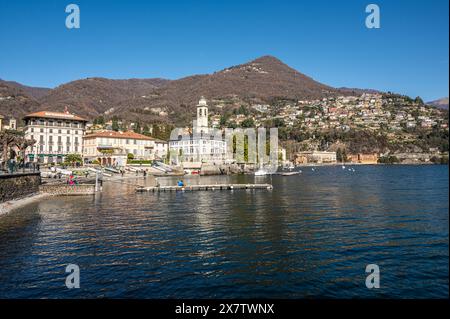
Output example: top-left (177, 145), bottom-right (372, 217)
top-left (0, 116), bottom-right (18, 131)
top-left (23, 110), bottom-right (88, 164)
top-left (83, 130), bottom-right (168, 166)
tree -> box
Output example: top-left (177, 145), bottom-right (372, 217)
top-left (111, 116), bottom-right (120, 132)
top-left (142, 124), bottom-right (151, 136)
top-left (238, 105), bottom-right (249, 116)
top-left (220, 113), bottom-right (230, 126)
top-left (228, 121), bottom-right (238, 129)
top-left (342, 148), bottom-right (348, 163)
top-left (14, 136), bottom-right (36, 172)
top-left (134, 121), bottom-right (142, 134)
top-left (93, 116), bottom-right (105, 125)
top-left (378, 155), bottom-right (400, 164)
top-left (240, 118), bottom-right (255, 128)
top-left (336, 148), bottom-right (343, 162)
top-left (414, 96), bottom-right (424, 105)
top-left (0, 130), bottom-right (33, 171)
top-left (152, 124), bottom-right (161, 139)
top-left (264, 118), bottom-right (285, 128)
top-left (127, 153), bottom-right (134, 160)
top-left (0, 131), bottom-right (18, 168)
top-left (65, 153), bottom-right (82, 166)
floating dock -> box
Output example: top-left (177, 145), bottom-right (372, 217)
top-left (136, 183), bottom-right (273, 192)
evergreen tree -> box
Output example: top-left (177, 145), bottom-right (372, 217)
top-left (94, 116), bottom-right (105, 125)
top-left (336, 148), bottom-right (342, 162)
top-left (342, 148), bottom-right (348, 163)
top-left (111, 116), bottom-right (120, 132)
top-left (134, 122), bottom-right (141, 133)
top-left (241, 118), bottom-right (255, 128)
top-left (142, 124), bottom-right (151, 136)
top-left (414, 96), bottom-right (424, 105)
top-left (152, 124), bottom-right (161, 139)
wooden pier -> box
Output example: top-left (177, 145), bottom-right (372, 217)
top-left (136, 183), bottom-right (273, 192)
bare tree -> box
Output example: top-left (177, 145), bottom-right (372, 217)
top-left (14, 137), bottom-right (36, 172)
top-left (0, 130), bottom-right (35, 172)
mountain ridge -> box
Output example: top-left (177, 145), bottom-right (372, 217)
top-left (0, 55), bottom-right (391, 124)
top-left (427, 97), bottom-right (449, 110)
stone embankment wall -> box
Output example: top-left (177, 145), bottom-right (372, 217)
top-left (39, 183), bottom-right (96, 195)
top-left (0, 173), bottom-right (41, 203)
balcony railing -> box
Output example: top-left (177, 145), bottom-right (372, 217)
top-left (27, 122), bottom-right (83, 129)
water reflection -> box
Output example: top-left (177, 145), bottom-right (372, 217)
top-left (0, 165), bottom-right (448, 298)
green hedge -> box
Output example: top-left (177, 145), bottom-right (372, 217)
top-left (127, 160), bottom-right (153, 165)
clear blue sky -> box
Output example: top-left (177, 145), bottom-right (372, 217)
top-left (0, 0), bottom-right (448, 101)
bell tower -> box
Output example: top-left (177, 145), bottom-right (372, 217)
top-left (195, 96), bottom-right (208, 134)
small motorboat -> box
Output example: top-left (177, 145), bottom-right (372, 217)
top-left (280, 171), bottom-right (300, 176)
top-left (278, 164), bottom-right (300, 176)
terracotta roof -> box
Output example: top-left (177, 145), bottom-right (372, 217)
top-left (84, 130), bottom-right (166, 142)
top-left (23, 111), bottom-right (88, 122)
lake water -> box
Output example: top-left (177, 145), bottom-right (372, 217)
top-left (0, 165), bottom-right (448, 298)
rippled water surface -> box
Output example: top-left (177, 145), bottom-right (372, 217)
top-left (0, 165), bottom-right (448, 298)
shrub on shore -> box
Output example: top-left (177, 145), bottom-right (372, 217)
top-left (378, 155), bottom-right (400, 164)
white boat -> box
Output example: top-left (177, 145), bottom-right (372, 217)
top-left (254, 161), bottom-right (271, 176)
top-left (283, 163), bottom-right (295, 170)
top-left (255, 169), bottom-right (269, 176)
top-left (55, 167), bottom-right (72, 175)
top-left (280, 171), bottom-right (300, 176)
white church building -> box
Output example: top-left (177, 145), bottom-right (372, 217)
top-left (169, 97), bottom-right (227, 164)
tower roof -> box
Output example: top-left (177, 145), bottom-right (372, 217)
top-left (197, 96), bottom-right (207, 107)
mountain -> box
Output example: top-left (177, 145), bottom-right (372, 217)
top-left (427, 97), bottom-right (449, 110)
top-left (0, 56), bottom-right (376, 124)
top-left (0, 79), bottom-right (52, 100)
top-left (38, 77), bottom-right (170, 118)
top-left (0, 80), bottom-right (42, 119)
top-left (113, 56), bottom-right (345, 124)
top-left (161, 55), bottom-right (338, 101)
